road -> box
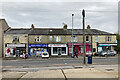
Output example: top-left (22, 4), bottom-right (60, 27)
top-left (2, 56), bottom-right (118, 67)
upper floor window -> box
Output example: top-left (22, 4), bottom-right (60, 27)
top-left (13, 36), bottom-right (19, 42)
top-left (49, 36), bottom-right (52, 42)
top-left (71, 36), bottom-right (77, 42)
top-left (86, 36), bottom-right (89, 42)
top-left (95, 36), bottom-right (98, 42)
top-left (35, 36), bottom-right (41, 42)
top-left (54, 36), bottom-right (61, 42)
top-left (106, 36), bottom-right (112, 42)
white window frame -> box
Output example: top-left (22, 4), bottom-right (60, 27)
top-left (106, 36), bottom-right (112, 42)
top-left (71, 36), bottom-right (77, 42)
top-left (13, 36), bottom-right (19, 42)
top-left (35, 36), bottom-right (42, 42)
top-left (54, 36), bottom-right (61, 42)
top-left (49, 36), bottom-right (52, 42)
top-left (95, 36), bottom-right (98, 42)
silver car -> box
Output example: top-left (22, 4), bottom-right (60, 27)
top-left (100, 50), bottom-right (116, 56)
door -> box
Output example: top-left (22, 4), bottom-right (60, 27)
top-left (57, 48), bottom-right (62, 55)
top-left (74, 46), bottom-right (79, 54)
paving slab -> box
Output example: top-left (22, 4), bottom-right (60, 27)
top-left (2, 72), bottom-right (26, 79)
top-left (63, 67), bottom-right (118, 78)
top-left (20, 70), bottom-right (65, 79)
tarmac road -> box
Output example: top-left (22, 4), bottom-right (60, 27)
top-left (2, 56), bottom-right (118, 67)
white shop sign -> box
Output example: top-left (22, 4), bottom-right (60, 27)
top-left (48, 44), bottom-right (67, 47)
top-left (7, 44), bottom-right (25, 47)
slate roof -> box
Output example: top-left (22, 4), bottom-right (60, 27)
top-left (5, 28), bottom-right (114, 35)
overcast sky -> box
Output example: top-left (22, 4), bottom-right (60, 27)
top-left (1, 0), bottom-right (119, 33)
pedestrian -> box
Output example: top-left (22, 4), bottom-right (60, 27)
top-left (74, 51), bottom-right (78, 58)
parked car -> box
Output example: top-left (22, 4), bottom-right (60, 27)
top-left (99, 50), bottom-right (117, 57)
top-left (94, 51), bottom-right (102, 56)
top-left (100, 51), bottom-right (108, 56)
top-left (107, 50), bottom-right (117, 56)
top-left (86, 51), bottom-right (92, 57)
top-left (42, 52), bottom-right (49, 58)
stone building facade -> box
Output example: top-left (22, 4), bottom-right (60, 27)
top-left (0, 19), bottom-right (10, 57)
top-left (4, 24), bottom-right (117, 57)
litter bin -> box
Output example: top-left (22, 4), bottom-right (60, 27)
top-left (88, 55), bottom-right (92, 64)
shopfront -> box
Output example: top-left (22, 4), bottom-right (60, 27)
top-left (29, 44), bottom-right (48, 57)
top-left (5, 44), bottom-right (26, 57)
top-left (97, 43), bottom-right (117, 52)
top-left (48, 44), bottom-right (67, 56)
top-left (67, 43), bottom-right (92, 55)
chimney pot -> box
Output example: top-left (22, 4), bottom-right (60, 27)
top-left (63, 23), bottom-right (67, 30)
top-left (31, 24), bottom-right (34, 30)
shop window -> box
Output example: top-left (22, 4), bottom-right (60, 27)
top-left (54, 36), bottom-right (61, 42)
top-left (35, 36), bottom-right (41, 42)
top-left (106, 36), bottom-right (112, 42)
top-left (71, 36), bottom-right (77, 42)
top-left (49, 36), bottom-right (52, 42)
top-left (62, 47), bottom-right (66, 54)
top-left (53, 47), bottom-right (57, 54)
top-left (69, 47), bottom-right (73, 53)
top-left (13, 36), bottom-right (19, 42)
top-left (86, 36), bottom-right (89, 42)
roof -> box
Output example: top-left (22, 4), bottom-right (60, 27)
top-left (5, 28), bottom-right (115, 35)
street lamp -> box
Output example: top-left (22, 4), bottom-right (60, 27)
top-left (82, 9), bottom-right (86, 64)
top-left (72, 14), bottom-right (74, 58)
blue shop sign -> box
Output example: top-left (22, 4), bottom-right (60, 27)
top-left (29, 44), bottom-right (47, 47)
top-left (98, 44), bottom-right (117, 47)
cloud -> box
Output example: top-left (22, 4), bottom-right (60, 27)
top-left (2, 2), bottom-right (118, 33)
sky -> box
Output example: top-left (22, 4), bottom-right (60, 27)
top-left (0, 0), bottom-right (119, 33)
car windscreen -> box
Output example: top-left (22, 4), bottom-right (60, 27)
top-left (43, 53), bottom-right (48, 55)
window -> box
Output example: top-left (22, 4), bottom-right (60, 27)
top-left (49, 36), bottom-right (52, 42)
top-left (71, 36), bottom-right (77, 42)
top-left (95, 36), bottom-right (98, 42)
top-left (54, 36), bottom-right (61, 42)
top-left (106, 36), bottom-right (112, 42)
top-left (86, 36), bottom-right (89, 42)
top-left (35, 36), bottom-right (41, 42)
top-left (13, 36), bottom-right (19, 42)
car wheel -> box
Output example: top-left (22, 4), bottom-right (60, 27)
top-left (104, 54), bottom-right (107, 57)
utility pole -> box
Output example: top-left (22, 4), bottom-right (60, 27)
top-left (82, 9), bottom-right (86, 64)
top-left (72, 14), bottom-right (74, 58)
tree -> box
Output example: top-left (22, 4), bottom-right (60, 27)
top-left (114, 34), bottom-right (120, 53)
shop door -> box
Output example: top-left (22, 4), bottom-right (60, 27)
top-left (57, 48), bottom-right (62, 55)
top-left (74, 46), bottom-right (79, 54)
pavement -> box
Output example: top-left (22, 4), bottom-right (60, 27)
top-left (2, 64), bottom-right (118, 80)
top-left (1, 56), bottom-right (119, 80)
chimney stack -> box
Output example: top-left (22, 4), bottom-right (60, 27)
top-left (31, 24), bottom-right (34, 30)
top-left (87, 25), bottom-right (91, 31)
top-left (63, 23), bottom-right (67, 30)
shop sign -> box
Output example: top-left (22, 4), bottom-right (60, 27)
top-left (99, 44), bottom-right (117, 46)
top-left (29, 44), bottom-right (47, 47)
top-left (68, 43), bottom-right (91, 46)
top-left (48, 44), bottom-right (66, 47)
top-left (7, 44), bottom-right (25, 47)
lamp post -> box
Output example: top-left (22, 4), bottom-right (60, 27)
top-left (82, 9), bottom-right (86, 64)
top-left (72, 14), bottom-right (74, 58)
